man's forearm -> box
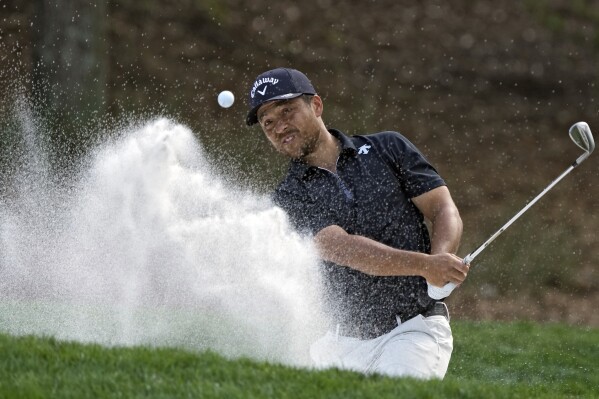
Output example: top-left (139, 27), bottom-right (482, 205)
top-left (314, 225), bottom-right (428, 276)
top-left (411, 186), bottom-right (463, 255)
top-left (314, 225), bottom-right (468, 287)
top-left (429, 203), bottom-right (463, 255)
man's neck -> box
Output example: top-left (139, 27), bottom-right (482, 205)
top-left (303, 128), bottom-right (341, 173)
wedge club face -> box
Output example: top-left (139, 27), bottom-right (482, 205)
top-left (569, 121), bottom-right (595, 163)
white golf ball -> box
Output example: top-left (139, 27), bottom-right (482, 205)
top-left (217, 90), bottom-right (235, 108)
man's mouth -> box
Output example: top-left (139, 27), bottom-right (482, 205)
top-left (281, 133), bottom-right (295, 145)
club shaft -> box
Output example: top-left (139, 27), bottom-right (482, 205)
top-left (464, 162), bottom-right (580, 265)
top-left (428, 123), bottom-right (593, 300)
top-left (428, 160), bottom-right (582, 300)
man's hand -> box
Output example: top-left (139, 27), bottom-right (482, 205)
top-left (420, 253), bottom-right (469, 288)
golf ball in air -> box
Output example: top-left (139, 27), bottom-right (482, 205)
top-left (218, 90), bottom-right (235, 108)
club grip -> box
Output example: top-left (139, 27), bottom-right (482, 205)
top-left (427, 255), bottom-right (470, 300)
top-left (427, 282), bottom-right (457, 300)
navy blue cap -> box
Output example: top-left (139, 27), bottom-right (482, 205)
top-left (246, 68), bottom-right (317, 126)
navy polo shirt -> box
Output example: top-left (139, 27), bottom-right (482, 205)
top-left (273, 129), bottom-right (446, 339)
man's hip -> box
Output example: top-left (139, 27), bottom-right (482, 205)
top-left (335, 301), bottom-right (450, 340)
top-left (310, 303), bottom-right (453, 379)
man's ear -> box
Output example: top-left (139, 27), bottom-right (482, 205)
top-left (311, 95), bottom-right (323, 117)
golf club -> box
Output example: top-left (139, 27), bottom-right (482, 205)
top-left (428, 121), bottom-right (595, 300)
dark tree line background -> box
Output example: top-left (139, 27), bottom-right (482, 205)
top-left (31, 0), bottom-right (108, 128)
top-left (1, 0), bottom-right (598, 325)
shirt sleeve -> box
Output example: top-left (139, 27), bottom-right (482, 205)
top-left (371, 131), bottom-right (446, 198)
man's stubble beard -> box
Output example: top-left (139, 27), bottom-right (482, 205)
top-left (294, 129), bottom-right (321, 162)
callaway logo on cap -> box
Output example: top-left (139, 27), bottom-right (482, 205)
top-left (246, 68), bottom-right (316, 126)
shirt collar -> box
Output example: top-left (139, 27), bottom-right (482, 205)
top-left (329, 128), bottom-right (357, 155)
top-left (286, 129), bottom-right (357, 180)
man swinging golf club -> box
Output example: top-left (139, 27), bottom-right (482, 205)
top-left (246, 67), bottom-right (468, 379)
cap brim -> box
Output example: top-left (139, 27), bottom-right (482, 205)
top-left (246, 93), bottom-right (304, 126)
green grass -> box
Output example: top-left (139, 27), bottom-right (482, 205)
top-left (1, 321), bottom-right (597, 398)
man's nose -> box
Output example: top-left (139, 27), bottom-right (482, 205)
top-left (274, 119), bottom-right (288, 134)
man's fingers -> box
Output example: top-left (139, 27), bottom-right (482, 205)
top-left (449, 269), bottom-right (467, 284)
top-left (448, 257), bottom-right (469, 283)
top-left (453, 263), bottom-right (470, 284)
top-left (427, 253), bottom-right (470, 287)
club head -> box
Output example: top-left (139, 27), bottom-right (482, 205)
top-left (569, 121), bottom-right (595, 154)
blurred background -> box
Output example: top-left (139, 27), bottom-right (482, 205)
top-left (1, 0), bottom-right (598, 326)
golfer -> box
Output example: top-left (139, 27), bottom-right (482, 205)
top-left (246, 67), bottom-right (468, 379)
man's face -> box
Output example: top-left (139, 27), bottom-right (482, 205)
top-left (257, 96), bottom-right (321, 160)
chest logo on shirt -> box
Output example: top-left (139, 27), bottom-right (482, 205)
top-left (358, 144), bottom-right (371, 155)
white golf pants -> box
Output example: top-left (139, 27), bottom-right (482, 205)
top-left (309, 314), bottom-right (453, 379)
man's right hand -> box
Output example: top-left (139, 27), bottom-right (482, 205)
top-left (421, 253), bottom-right (469, 288)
